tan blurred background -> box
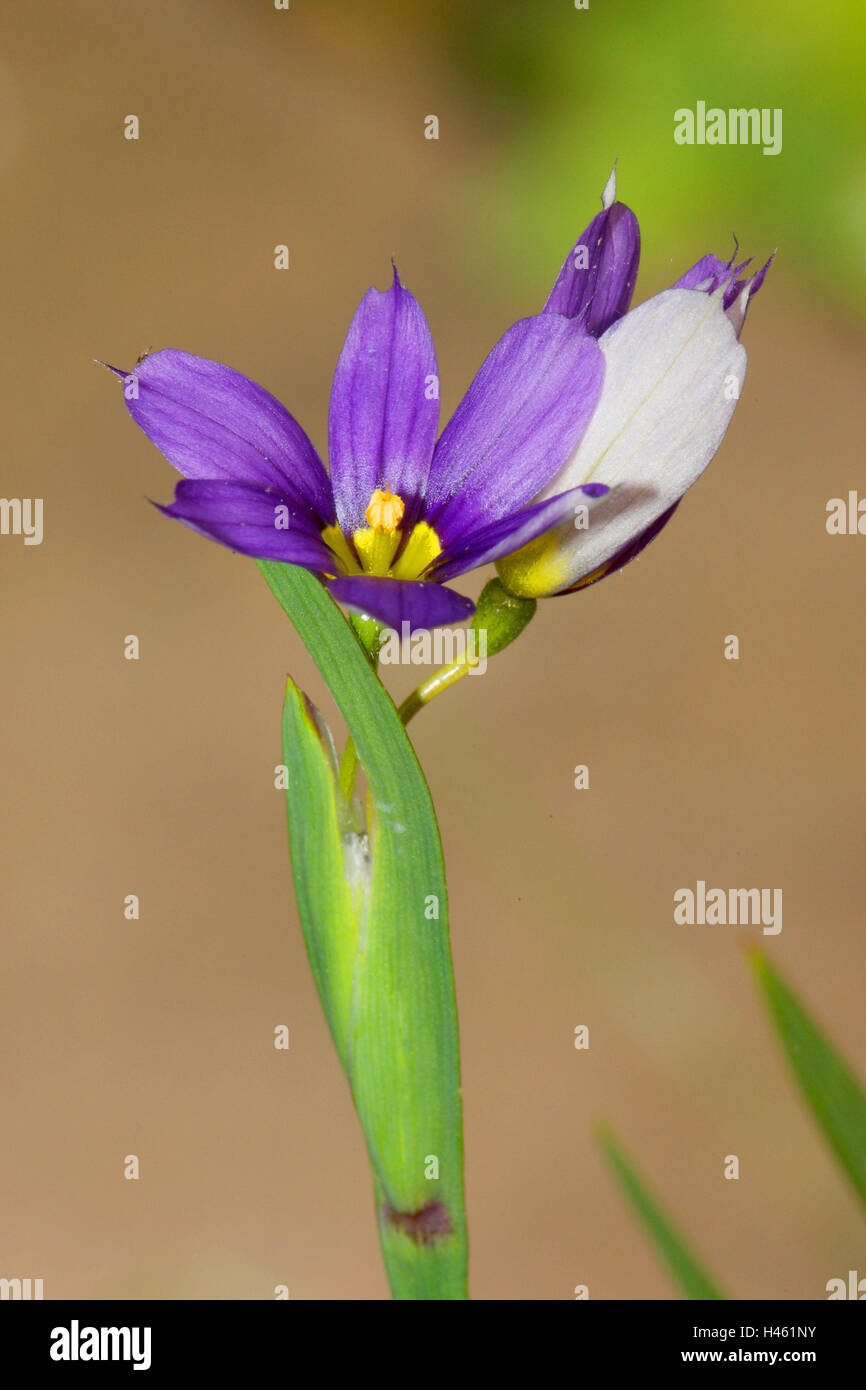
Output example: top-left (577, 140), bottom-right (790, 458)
top-left (1, 0), bottom-right (865, 1299)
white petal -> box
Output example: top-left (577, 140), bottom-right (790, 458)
top-left (498, 288), bottom-right (745, 596)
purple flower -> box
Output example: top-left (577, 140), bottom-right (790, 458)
top-left (112, 169), bottom-right (769, 624)
top-left (113, 268), bottom-right (608, 631)
top-left (497, 173), bottom-right (771, 598)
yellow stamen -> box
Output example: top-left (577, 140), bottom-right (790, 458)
top-left (365, 487), bottom-right (405, 533)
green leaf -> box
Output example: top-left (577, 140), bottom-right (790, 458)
top-left (260, 561), bottom-right (467, 1301)
top-left (749, 949), bottom-right (866, 1211)
top-left (598, 1125), bottom-right (726, 1300)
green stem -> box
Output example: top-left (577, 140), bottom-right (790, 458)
top-left (398, 657), bottom-right (475, 726)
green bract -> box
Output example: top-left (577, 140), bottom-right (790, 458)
top-left (471, 578), bottom-right (537, 658)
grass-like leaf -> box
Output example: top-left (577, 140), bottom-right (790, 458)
top-left (598, 1125), bottom-right (726, 1299)
top-left (749, 948), bottom-right (866, 1211)
top-left (259, 561), bottom-right (467, 1300)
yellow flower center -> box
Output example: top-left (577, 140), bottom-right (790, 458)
top-left (321, 487), bottom-right (443, 582)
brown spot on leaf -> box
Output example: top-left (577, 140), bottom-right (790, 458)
top-left (382, 1200), bottom-right (453, 1246)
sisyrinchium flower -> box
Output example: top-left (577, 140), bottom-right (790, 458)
top-left (496, 169), bottom-right (771, 598)
top-left (110, 168), bottom-right (768, 630)
top-left (110, 271), bottom-right (611, 633)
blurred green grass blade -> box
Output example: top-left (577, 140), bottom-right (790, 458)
top-left (259, 561), bottom-right (467, 1300)
top-left (598, 1126), bottom-right (726, 1300)
top-left (749, 949), bottom-right (866, 1209)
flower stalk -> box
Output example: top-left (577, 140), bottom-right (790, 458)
top-left (398, 659), bottom-right (472, 726)
top-left (398, 579), bottom-right (538, 724)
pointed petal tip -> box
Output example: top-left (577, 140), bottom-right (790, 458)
top-left (119, 348), bottom-right (334, 520)
top-left (95, 358), bottom-right (127, 377)
top-left (151, 494), bottom-right (189, 522)
top-left (752, 248), bottom-right (776, 286)
top-left (601, 160), bottom-right (618, 209)
top-left (544, 169), bottom-right (639, 331)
